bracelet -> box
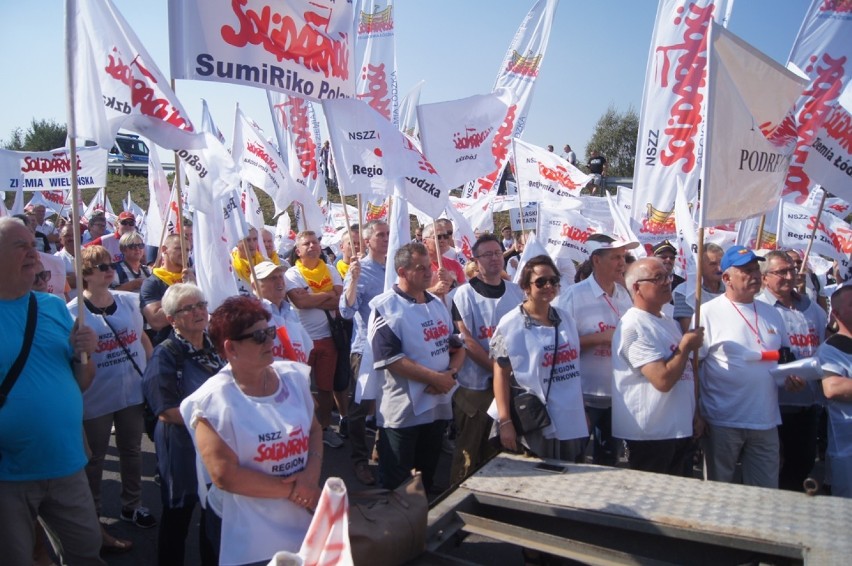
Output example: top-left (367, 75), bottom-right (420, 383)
top-left (498, 419), bottom-right (513, 429)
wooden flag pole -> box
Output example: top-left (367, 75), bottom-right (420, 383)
top-left (432, 219), bottom-right (444, 269)
top-left (171, 79), bottom-right (188, 271)
top-left (357, 195), bottom-right (366, 257)
top-left (755, 214), bottom-right (767, 250)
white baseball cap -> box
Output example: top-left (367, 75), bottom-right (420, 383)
top-left (586, 238), bottom-right (640, 255)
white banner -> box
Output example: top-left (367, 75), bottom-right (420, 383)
top-left (180, 131), bottom-right (242, 214)
top-left (355, 0), bottom-right (398, 126)
top-left (0, 146), bottom-right (107, 192)
top-left (464, 0), bottom-right (557, 199)
top-left (703, 226), bottom-right (738, 248)
top-left (539, 206), bottom-right (606, 264)
top-left (69, 0), bottom-right (200, 150)
top-left (631, 0), bottom-right (732, 239)
top-left (700, 22), bottom-right (807, 226)
top-left (781, 1), bottom-right (852, 204)
top-left (576, 196), bottom-right (615, 235)
top-left (509, 203), bottom-right (538, 232)
top-left (512, 138), bottom-right (591, 201)
top-left (418, 89), bottom-right (512, 189)
top-left (778, 200), bottom-right (852, 264)
top-left (168, 0), bottom-right (355, 102)
top-left (449, 196), bottom-right (494, 233)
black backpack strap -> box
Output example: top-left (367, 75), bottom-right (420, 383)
top-left (0, 293), bottom-right (38, 410)
top-left (159, 337), bottom-right (186, 393)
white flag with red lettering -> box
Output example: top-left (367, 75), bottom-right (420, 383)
top-left (355, 0), bottom-right (398, 127)
top-left (418, 89), bottom-right (513, 189)
top-left (513, 138), bottom-right (591, 201)
top-left (169, 0), bottom-right (355, 103)
top-left (539, 206), bottom-right (606, 264)
top-left (700, 22), bottom-right (807, 226)
top-left (463, 0), bottom-right (558, 199)
top-left (267, 92), bottom-right (325, 201)
top-left (777, 200), bottom-right (852, 264)
top-left (631, 0), bottom-right (732, 240)
top-left (779, 0), bottom-right (852, 204)
top-left (67, 0), bottom-right (200, 150)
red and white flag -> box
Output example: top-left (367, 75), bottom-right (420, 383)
top-left (673, 183), bottom-right (698, 309)
top-left (700, 22), bottom-right (807, 227)
top-left (463, 0), bottom-right (558, 200)
top-left (267, 92), bottom-right (326, 201)
top-left (512, 138), bottom-right (591, 201)
top-left (180, 131), bottom-right (242, 215)
top-left (298, 478), bottom-right (353, 566)
top-left (539, 206), bottom-right (606, 264)
top-left (83, 187), bottom-right (117, 229)
top-left (630, 0), bottom-right (732, 239)
top-left (67, 0), bottom-right (199, 150)
top-left (169, 0), bottom-right (355, 103)
top-left (418, 90), bottom-right (513, 189)
top-left (779, 0), bottom-right (852, 204)
top-left (778, 200), bottom-right (852, 265)
top-left (0, 145), bottom-right (107, 192)
top-left (451, 195), bottom-right (496, 234)
top-left (355, 0), bottom-right (398, 126)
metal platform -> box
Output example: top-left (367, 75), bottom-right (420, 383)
top-left (425, 453), bottom-right (852, 565)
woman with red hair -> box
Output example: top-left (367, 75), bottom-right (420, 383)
top-left (180, 296), bottom-right (323, 565)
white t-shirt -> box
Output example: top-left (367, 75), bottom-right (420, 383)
top-left (816, 335), bottom-right (852, 458)
top-left (180, 361), bottom-right (314, 565)
top-left (67, 291), bottom-right (146, 420)
top-left (697, 295), bottom-right (787, 430)
top-left (453, 280), bottom-right (524, 391)
top-left (489, 306), bottom-right (587, 441)
top-left (284, 263), bottom-right (343, 339)
top-left (54, 248), bottom-right (78, 300)
top-left (264, 298), bottom-right (314, 364)
top-left (555, 275), bottom-right (631, 406)
top-left (612, 307), bottom-right (695, 440)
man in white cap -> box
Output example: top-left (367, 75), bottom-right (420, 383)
top-left (555, 233), bottom-right (639, 465)
top-left (697, 245), bottom-right (800, 488)
top-left (253, 260), bottom-right (314, 364)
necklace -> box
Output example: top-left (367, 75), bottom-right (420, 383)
top-left (83, 294), bottom-right (115, 316)
top-left (727, 298), bottom-right (762, 346)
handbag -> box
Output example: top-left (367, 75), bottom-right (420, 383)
top-left (348, 472), bottom-right (428, 566)
top-left (324, 310), bottom-right (352, 392)
top-left (0, 292), bottom-right (37, 410)
top-left (509, 316), bottom-right (559, 435)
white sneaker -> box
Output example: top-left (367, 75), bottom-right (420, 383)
top-left (322, 428), bottom-right (344, 449)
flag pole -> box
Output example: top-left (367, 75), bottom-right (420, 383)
top-left (171, 79), bottom-right (188, 271)
top-left (691, 226), bottom-right (705, 398)
top-left (432, 219), bottom-right (444, 269)
top-left (65, 0), bottom-right (87, 364)
top-left (800, 186), bottom-right (827, 277)
top-left (243, 238), bottom-right (263, 302)
top-left (755, 214), bottom-right (766, 250)
top-left (357, 195), bottom-right (365, 256)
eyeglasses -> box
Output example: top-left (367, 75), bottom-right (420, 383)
top-left (95, 263), bottom-right (114, 272)
top-left (636, 273), bottom-right (674, 285)
top-left (435, 233), bottom-right (451, 241)
top-left (475, 251), bottom-right (502, 260)
top-left (120, 219), bottom-right (136, 227)
top-left (532, 276), bottom-right (560, 288)
top-left (35, 271), bottom-right (51, 283)
top-left (123, 243), bottom-right (145, 251)
top-left (174, 301), bottom-right (208, 316)
top-left (232, 326), bottom-right (276, 344)
top-left (766, 268), bottom-right (797, 278)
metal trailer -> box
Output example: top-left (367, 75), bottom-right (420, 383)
top-left (422, 453), bottom-right (852, 565)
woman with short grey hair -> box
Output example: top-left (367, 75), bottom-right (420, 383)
top-left (113, 231), bottom-right (151, 293)
top-left (143, 283), bottom-right (222, 565)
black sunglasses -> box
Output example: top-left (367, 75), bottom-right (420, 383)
top-left (120, 219), bottom-right (136, 226)
top-left (36, 271), bottom-right (51, 283)
top-left (96, 263), bottom-right (114, 272)
top-left (532, 276), bottom-right (560, 289)
top-left (233, 326), bottom-right (276, 345)
top-left (123, 243), bottom-right (145, 250)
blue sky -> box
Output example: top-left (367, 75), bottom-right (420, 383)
top-left (0, 1), bottom-right (811, 163)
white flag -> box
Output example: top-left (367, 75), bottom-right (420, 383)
top-left (83, 188), bottom-right (117, 229)
top-left (700, 22), bottom-right (808, 226)
top-left (673, 183), bottom-right (698, 309)
top-left (539, 206), bottom-right (606, 264)
top-left (777, 200), bottom-right (852, 264)
top-left (513, 138), bottom-right (591, 201)
top-left (267, 92), bottom-right (325, 201)
top-left (355, 0), bottom-right (399, 126)
top-left (193, 207), bottom-right (240, 311)
top-left (418, 90), bottom-right (513, 189)
top-left (67, 0), bottom-right (200, 150)
top-left (201, 99), bottom-right (227, 145)
top-left (399, 80), bottom-right (425, 140)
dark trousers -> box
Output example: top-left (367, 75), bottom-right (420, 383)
top-left (347, 353), bottom-right (371, 465)
top-left (158, 504), bottom-right (216, 566)
top-left (778, 405), bottom-right (821, 491)
top-left (585, 406), bottom-right (618, 466)
top-left (378, 421), bottom-right (445, 492)
top-left (626, 437), bottom-right (694, 477)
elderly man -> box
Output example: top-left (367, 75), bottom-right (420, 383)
top-left (141, 233), bottom-right (194, 346)
top-left (698, 245), bottom-right (796, 488)
top-left (85, 211), bottom-right (138, 263)
top-left (817, 286), bottom-right (852, 497)
top-left (31, 204), bottom-right (59, 252)
top-left (556, 234), bottom-right (638, 465)
top-left (260, 228), bottom-right (286, 267)
top-left (0, 217), bottom-right (102, 565)
top-left (651, 239), bottom-right (684, 290)
top-left (252, 261), bottom-right (313, 364)
top-left (613, 258), bottom-right (703, 475)
top-left (55, 225), bottom-right (79, 300)
top-left (370, 242), bottom-right (465, 491)
top-left (82, 213), bottom-right (108, 245)
top-left (285, 231), bottom-right (345, 448)
top-left (758, 250), bottom-right (827, 491)
top-left (339, 220), bottom-right (389, 485)
top-left (231, 227), bottom-right (264, 296)
top-left (422, 223), bottom-right (465, 301)
top-left (674, 243), bottom-right (725, 333)
top-left (451, 234), bottom-right (524, 483)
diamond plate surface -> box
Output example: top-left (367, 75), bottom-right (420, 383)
top-left (461, 454), bottom-right (852, 563)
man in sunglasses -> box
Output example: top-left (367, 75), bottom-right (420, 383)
top-left (450, 234), bottom-right (524, 483)
top-left (422, 223), bottom-right (465, 302)
top-left (613, 258), bottom-right (703, 476)
top-left (757, 250), bottom-right (826, 491)
top-left (85, 211), bottom-right (138, 263)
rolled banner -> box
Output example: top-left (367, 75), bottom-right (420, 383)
top-left (267, 552), bottom-right (303, 566)
top-left (770, 357), bottom-right (824, 387)
top-left (721, 344), bottom-right (780, 362)
top-left (299, 477), bottom-right (353, 566)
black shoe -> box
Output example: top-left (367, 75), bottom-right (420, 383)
top-left (338, 417), bottom-right (349, 439)
top-left (120, 506), bottom-right (157, 529)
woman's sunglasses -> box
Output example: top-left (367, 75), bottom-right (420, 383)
top-left (532, 276), bottom-right (560, 289)
top-left (233, 326), bottom-right (276, 344)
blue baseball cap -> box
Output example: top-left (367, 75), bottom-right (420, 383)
top-left (721, 245), bottom-right (765, 272)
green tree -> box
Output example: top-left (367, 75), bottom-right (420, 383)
top-left (585, 105), bottom-right (638, 178)
top-left (2, 118), bottom-right (67, 151)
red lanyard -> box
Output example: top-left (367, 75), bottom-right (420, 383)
top-left (602, 293), bottom-right (621, 319)
top-left (728, 298), bottom-right (762, 346)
